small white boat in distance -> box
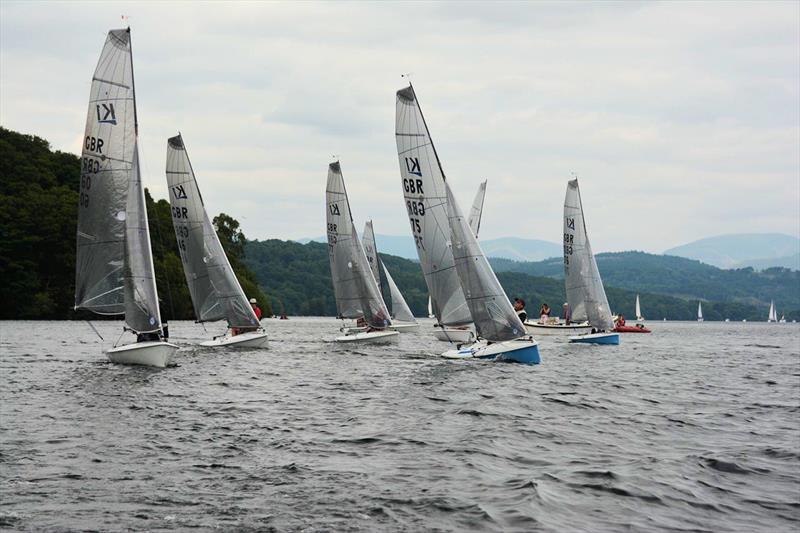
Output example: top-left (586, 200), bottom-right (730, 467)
top-left (562, 178), bottom-right (618, 345)
top-left (75, 28), bottom-right (177, 368)
top-left (524, 319), bottom-right (592, 336)
top-left (635, 294), bottom-right (645, 323)
top-left (327, 162), bottom-right (399, 344)
top-left (768, 301), bottom-right (777, 323)
top-left (166, 134), bottom-right (267, 349)
top-left (697, 302), bottom-right (704, 322)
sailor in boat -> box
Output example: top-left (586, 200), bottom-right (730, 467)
top-left (513, 298), bottom-right (527, 322)
top-left (562, 302), bottom-right (571, 324)
top-left (615, 314), bottom-right (626, 328)
top-left (232, 298), bottom-right (263, 336)
top-left (538, 303), bottom-right (551, 324)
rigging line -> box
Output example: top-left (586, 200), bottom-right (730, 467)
top-left (85, 320), bottom-right (105, 341)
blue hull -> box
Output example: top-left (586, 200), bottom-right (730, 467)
top-left (475, 344), bottom-right (541, 365)
top-left (570, 333), bottom-right (620, 345)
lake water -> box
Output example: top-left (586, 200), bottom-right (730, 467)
top-left (1, 319), bottom-right (798, 532)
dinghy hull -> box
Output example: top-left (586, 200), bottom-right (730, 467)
top-left (524, 321), bottom-right (591, 336)
top-left (335, 330), bottom-right (400, 344)
top-left (106, 341), bottom-right (179, 368)
top-left (613, 325), bottom-right (650, 334)
top-left (569, 332), bottom-right (620, 345)
top-left (389, 322), bottom-right (420, 333)
top-left (200, 330), bottom-right (269, 348)
top-left (441, 338), bottom-right (540, 365)
top-left (433, 327), bottom-right (475, 343)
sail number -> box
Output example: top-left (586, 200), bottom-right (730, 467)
top-left (563, 233), bottom-right (574, 265)
top-left (403, 178), bottom-right (424, 194)
top-left (406, 200), bottom-right (425, 216)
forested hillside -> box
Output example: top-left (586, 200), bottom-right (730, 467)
top-left (0, 127), bottom-right (270, 320)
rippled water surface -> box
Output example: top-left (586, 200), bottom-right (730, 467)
top-left (1, 319), bottom-right (799, 532)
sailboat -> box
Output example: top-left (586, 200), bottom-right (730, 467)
top-left (74, 28), bottom-right (178, 367)
top-left (440, 182), bottom-right (540, 364)
top-left (395, 83), bottom-right (481, 344)
top-left (697, 302), bottom-right (704, 322)
top-left (635, 294), bottom-right (644, 322)
top-left (767, 301), bottom-right (777, 323)
top-left (424, 180), bottom-right (485, 323)
top-left (611, 293), bottom-right (651, 333)
top-left (362, 221), bottom-right (419, 333)
top-left (165, 134), bottom-right (268, 348)
top-left (326, 162), bottom-right (399, 344)
top-left (562, 179), bottom-right (619, 345)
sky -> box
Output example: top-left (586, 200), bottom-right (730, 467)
top-left (1, 1), bottom-right (798, 253)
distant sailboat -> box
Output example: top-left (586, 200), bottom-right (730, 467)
top-left (165, 134), bottom-right (267, 348)
top-left (767, 301), bottom-right (777, 323)
top-left (697, 302), bottom-right (704, 322)
top-left (440, 182), bottom-right (540, 364)
top-left (395, 83), bottom-right (474, 344)
top-left (635, 294), bottom-right (644, 322)
top-left (74, 28), bottom-right (177, 367)
top-left (562, 179), bottom-right (619, 345)
top-left (362, 220), bottom-right (419, 333)
top-left (326, 162), bottom-right (398, 344)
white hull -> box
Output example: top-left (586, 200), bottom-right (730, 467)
top-left (433, 327), bottom-right (475, 343)
top-left (569, 332), bottom-right (620, 345)
top-left (335, 329), bottom-right (399, 344)
top-left (441, 337), bottom-right (540, 365)
top-left (389, 322), bottom-right (420, 333)
top-left (106, 341), bottom-right (179, 368)
top-left (524, 320), bottom-right (591, 336)
top-left (199, 330), bottom-right (269, 348)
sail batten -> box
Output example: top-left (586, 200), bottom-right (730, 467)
top-left (166, 134), bottom-right (259, 329)
top-left (563, 179), bottom-right (614, 331)
top-left (395, 84), bottom-right (471, 326)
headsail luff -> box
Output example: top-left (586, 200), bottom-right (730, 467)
top-left (165, 134), bottom-right (259, 329)
top-left (445, 182), bottom-right (525, 342)
top-left (362, 220), bottom-right (382, 294)
top-left (326, 162), bottom-right (392, 328)
top-left (468, 180), bottom-right (487, 238)
top-left (382, 262), bottom-right (417, 323)
top-left (395, 84), bottom-right (470, 327)
top-left (563, 179), bottom-right (614, 331)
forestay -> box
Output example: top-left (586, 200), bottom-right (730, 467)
top-left (166, 134), bottom-right (259, 329)
top-left (445, 182), bottom-right (525, 342)
top-left (395, 85), bottom-right (470, 326)
top-left (467, 180), bottom-right (487, 238)
top-left (382, 263), bottom-right (417, 323)
top-left (326, 162), bottom-right (392, 328)
top-left (563, 179), bottom-right (614, 331)
top-left (75, 29), bottom-right (136, 316)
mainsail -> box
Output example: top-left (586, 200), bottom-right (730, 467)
top-left (165, 134), bottom-right (259, 329)
top-left (395, 84), bottom-right (471, 327)
top-left (467, 180), bottom-right (487, 238)
top-left (362, 220), bottom-right (382, 292)
top-left (768, 301), bottom-right (777, 322)
top-left (445, 182), bottom-right (525, 342)
top-left (75, 28), bottom-right (162, 334)
top-left (363, 220), bottom-right (417, 323)
top-left (635, 294), bottom-right (643, 321)
top-left (563, 179), bottom-right (614, 331)
top-left (697, 302), bottom-right (703, 320)
top-left (326, 162), bottom-right (392, 328)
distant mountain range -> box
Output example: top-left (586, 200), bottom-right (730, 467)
top-left (663, 233), bottom-right (800, 270)
top-left (299, 232), bottom-right (799, 270)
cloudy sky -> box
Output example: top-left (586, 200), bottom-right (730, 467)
top-left (2, 1), bottom-right (798, 252)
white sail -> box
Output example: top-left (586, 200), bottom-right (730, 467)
top-left (75, 28), bottom-right (162, 334)
top-left (395, 84), bottom-right (471, 327)
top-left (563, 179), bottom-right (614, 331)
top-left (467, 180), bottom-right (487, 238)
top-left (635, 294), bottom-right (643, 321)
top-left (445, 182), bottom-right (525, 341)
top-left (165, 134), bottom-right (259, 329)
top-left (427, 296), bottom-right (434, 319)
top-left (326, 162), bottom-right (392, 328)
top-left (697, 302), bottom-right (703, 321)
top-left (382, 263), bottom-right (417, 323)
top-left (362, 220), bottom-right (382, 292)
top-left (768, 301), bottom-right (777, 322)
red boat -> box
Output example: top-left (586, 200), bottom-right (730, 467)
top-left (614, 324), bottom-right (651, 333)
